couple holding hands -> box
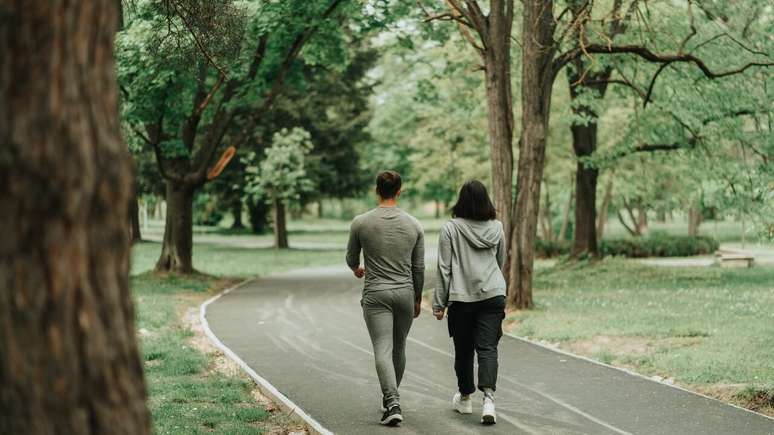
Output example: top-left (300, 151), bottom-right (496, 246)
top-left (346, 170), bottom-right (506, 427)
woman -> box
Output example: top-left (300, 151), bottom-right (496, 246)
top-left (433, 180), bottom-right (507, 425)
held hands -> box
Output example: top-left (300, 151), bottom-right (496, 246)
top-left (352, 266), bottom-right (365, 279)
top-left (433, 308), bottom-right (445, 321)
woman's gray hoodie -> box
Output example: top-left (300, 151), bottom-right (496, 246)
top-left (433, 218), bottom-right (507, 311)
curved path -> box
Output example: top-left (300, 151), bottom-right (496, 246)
top-left (205, 265), bottom-right (774, 435)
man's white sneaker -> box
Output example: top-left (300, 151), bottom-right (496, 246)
top-left (452, 392), bottom-right (473, 414)
top-left (481, 397), bottom-right (496, 425)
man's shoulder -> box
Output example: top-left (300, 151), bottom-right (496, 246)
top-left (399, 209), bottom-right (424, 232)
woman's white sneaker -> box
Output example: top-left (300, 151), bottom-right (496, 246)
top-left (481, 397), bottom-right (496, 424)
top-left (452, 392), bottom-right (473, 414)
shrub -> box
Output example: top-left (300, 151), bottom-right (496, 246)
top-left (535, 234), bottom-right (720, 259)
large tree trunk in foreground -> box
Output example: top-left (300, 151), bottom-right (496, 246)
top-left (156, 181), bottom-right (194, 273)
top-left (0, 2), bottom-right (150, 433)
top-left (508, 0), bottom-right (556, 309)
top-left (274, 198), bottom-right (289, 249)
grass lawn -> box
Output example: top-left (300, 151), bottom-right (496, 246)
top-left (131, 242), bottom-right (346, 434)
top-left (506, 258), bottom-right (774, 415)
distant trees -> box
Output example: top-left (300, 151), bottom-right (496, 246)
top-left (244, 128), bottom-right (315, 249)
top-left (1, 1), bottom-right (150, 432)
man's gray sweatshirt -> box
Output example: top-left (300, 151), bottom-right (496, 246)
top-left (346, 207), bottom-right (425, 300)
top-left (433, 218), bottom-right (506, 311)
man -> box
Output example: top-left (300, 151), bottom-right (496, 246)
top-left (346, 170), bottom-right (425, 426)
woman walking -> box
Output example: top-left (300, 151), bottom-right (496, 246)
top-left (433, 180), bottom-right (507, 425)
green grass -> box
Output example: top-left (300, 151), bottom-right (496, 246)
top-left (132, 241), bottom-right (344, 277)
top-left (507, 258), bottom-right (774, 412)
top-left (131, 241), bottom-right (341, 433)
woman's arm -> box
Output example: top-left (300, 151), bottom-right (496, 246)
top-left (433, 224), bottom-right (452, 312)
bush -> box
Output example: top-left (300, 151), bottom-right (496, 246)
top-left (600, 234), bottom-right (719, 258)
top-left (535, 234), bottom-right (719, 259)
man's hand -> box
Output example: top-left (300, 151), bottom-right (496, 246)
top-left (433, 308), bottom-right (445, 321)
top-left (352, 266), bottom-right (365, 279)
top-left (413, 301), bottom-right (422, 318)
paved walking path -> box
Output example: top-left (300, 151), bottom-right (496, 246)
top-left (205, 266), bottom-right (774, 435)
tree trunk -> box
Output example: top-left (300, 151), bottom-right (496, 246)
top-left (597, 174), bottom-right (614, 241)
top-left (231, 201), bottom-right (244, 229)
top-left (0, 2), bottom-right (151, 433)
top-left (540, 179), bottom-right (554, 241)
top-left (688, 206), bottom-right (702, 236)
top-left (130, 192), bottom-right (142, 243)
top-left (274, 198), bottom-right (289, 249)
top-left (637, 207), bottom-right (649, 235)
top-left (317, 200), bottom-right (324, 219)
top-left (508, 0), bottom-right (556, 310)
top-left (558, 181), bottom-right (574, 242)
top-left (569, 128), bottom-right (600, 257)
top-left (483, 20), bottom-right (515, 243)
top-left (155, 182), bottom-right (194, 273)
top-left (434, 200), bottom-right (441, 219)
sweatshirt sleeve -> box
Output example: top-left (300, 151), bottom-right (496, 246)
top-left (411, 226), bottom-right (425, 302)
top-left (346, 218), bottom-right (361, 270)
top-left (433, 224), bottom-right (452, 311)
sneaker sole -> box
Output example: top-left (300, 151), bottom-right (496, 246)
top-left (381, 414), bottom-right (403, 426)
top-left (455, 407), bottom-right (473, 414)
top-left (481, 414), bottom-right (496, 425)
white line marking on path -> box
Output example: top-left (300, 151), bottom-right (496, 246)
top-left (407, 337), bottom-right (632, 435)
top-left (200, 279), bottom-right (334, 435)
top-left (503, 332), bottom-right (774, 424)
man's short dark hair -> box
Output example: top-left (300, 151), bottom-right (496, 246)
top-left (376, 170), bottom-right (402, 199)
top-left (451, 180), bottom-right (497, 221)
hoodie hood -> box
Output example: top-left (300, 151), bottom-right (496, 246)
top-left (450, 218), bottom-right (503, 249)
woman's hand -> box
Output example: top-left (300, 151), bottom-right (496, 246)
top-left (433, 308), bottom-right (445, 320)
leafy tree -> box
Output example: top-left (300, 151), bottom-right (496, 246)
top-left (118, 0), bottom-right (352, 273)
top-left (244, 128), bottom-right (315, 248)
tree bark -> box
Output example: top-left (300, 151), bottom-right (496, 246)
top-left (597, 174), bottom-right (614, 241)
top-left (231, 201), bottom-right (244, 229)
top-left (571, 131), bottom-right (599, 256)
top-left (155, 182), bottom-right (194, 273)
top-left (558, 181), bottom-right (574, 242)
top-left (637, 207), bottom-right (649, 235)
top-left (274, 198), bottom-right (289, 249)
top-left (508, 0), bottom-right (556, 310)
top-left (540, 179), bottom-right (554, 241)
top-left (0, 2), bottom-right (150, 433)
top-left (484, 42), bottom-right (515, 243)
top-left (688, 206), bottom-right (702, 236)
top-left (130, 192), bottom-right (142, 243)
top-left (317, 200), bottom-right (324, 219)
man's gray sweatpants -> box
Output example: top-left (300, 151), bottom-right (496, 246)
top-left (361, 287), bottom-right (415, 408)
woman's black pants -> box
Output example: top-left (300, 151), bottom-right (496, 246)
top-left (448, 295), bottom-right (505, 395)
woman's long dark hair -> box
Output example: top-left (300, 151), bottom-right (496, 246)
top-left (450, 180), bottom-right (497, 221)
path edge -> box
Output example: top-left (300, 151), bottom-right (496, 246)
top-left (502, 331), bottom-right (774, 422)
top-left (200, 278), bottom-right (335, 435)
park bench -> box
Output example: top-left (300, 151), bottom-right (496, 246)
top-left (714, 249), bottom-right (755, 268)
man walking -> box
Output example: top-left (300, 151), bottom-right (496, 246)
top-left (346, 170), bottom-right (425, 426)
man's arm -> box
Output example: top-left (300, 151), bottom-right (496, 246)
top-left (433, 225), bottom-right (452, 312)
top-left (411, 227), bottom-right (425, 303)
top-left (346, 219), bottom-right (363, 277)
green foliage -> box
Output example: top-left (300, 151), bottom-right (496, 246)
top-left (244, 128), bottom-right (315, 206)
top-left (600, 234), bottom-right (720, 258)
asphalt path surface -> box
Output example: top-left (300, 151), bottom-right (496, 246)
top-left (205, 265), bottom-right (774, 435)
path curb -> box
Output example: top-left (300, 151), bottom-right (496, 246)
top-left (200, 278), bottom-right (334, 435)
